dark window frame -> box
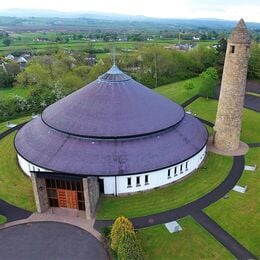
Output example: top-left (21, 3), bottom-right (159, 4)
top-left (127, 177), bottom-right (132, 188)
top-left (136, 176), bottom-right (141, 186)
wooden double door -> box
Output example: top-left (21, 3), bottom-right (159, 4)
top-left (57, 189), bottom-right (78, 209)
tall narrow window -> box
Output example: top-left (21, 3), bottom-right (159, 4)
top-left (127, 177), bottom-right (131, 187)
top-left (185, 161), bottom-right (188, 170)
top-left (174, 166), bottom-right (177, 176)
top-left (136, 176), bottom-right (141, 186)
top-left (168, 169), bottom-right (171, 178)
top-left (180, 164), bottom-right (183, 173)
top-left (145, 175), bottom-right (149, 184)
top-left (230, 45), bottom-right (235, 53)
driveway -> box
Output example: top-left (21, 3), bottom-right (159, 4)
top-left (0, 222), bottom-right (108, 260)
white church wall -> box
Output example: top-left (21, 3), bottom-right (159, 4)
top-left (17, 154), bottom-right (48, 177)
top-left (103, 146), bottom-right (206, 195)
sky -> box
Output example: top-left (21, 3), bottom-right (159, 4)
top-left (0, 0), bottom-right (260, 22)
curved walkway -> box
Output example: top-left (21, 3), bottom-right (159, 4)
top-left (94, 122), bottom-right (259, 259)
top-left (0, 122), bottom-right (32, 223)
top-left (0, 200), bottom-right (31, 222)
top-left (0, 222), bottom-right (108, 260)
top-left (94, 156), bottom-right (244, 229)
top-left (1, 113), bottom-right (259, 259)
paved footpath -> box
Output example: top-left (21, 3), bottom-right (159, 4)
top-left (95, 156), bottom-right (245, 229)
top-left (0, 200), bottom-right (31, 222)
top-left (1, 104), bottom-right (259, 259)
top-left (192, 210), bottom-right (255, 260)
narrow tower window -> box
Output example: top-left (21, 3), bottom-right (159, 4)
top-left (230, 45), bottom-right (235, 53)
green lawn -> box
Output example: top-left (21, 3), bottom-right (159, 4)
top-left (205, 148), bottom-right (260, 256)
top-left (0, 115), bottom-right (32, 134)
top-left (155, 76), bottom-right (202, 104)
top-left (0, 87), bottom-right (33, 99)
top-left (0, 215), bottom-right (7, 224)
top-left (97, 153), bottom-right (232, 220)
top-left (186, 97), bottom-right (260, 143)
top-left (138, 217), bottom-right (233, 260)
top-left (0, 132), bottom-right (35, 211)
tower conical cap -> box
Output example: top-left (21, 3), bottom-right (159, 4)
top-left (228, 18), bottom-right (251, 44)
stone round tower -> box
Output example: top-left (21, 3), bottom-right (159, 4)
top-left (214, 19), bottom-right (251, 152)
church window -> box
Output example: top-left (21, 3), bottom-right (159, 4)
top-left (145, 175), bottom-right (149, 184)
top-left (174, 166), bottom-right (177, 176)
top-left (127, 177), bottom-right (132, 187)
top-left (168, 169), bottom-right (171, 178)
top-left (136, 176), bottom-right (141, 186)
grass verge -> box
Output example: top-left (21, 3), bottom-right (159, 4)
top-left (97, 153), bottom-right (232, 220)
top-left (205, 148), bottom-right (260, 256)
top-left (0, 215), bottom-right (7, 224)
top-left (138, 217), bottom-right (233, 259)
top-left (0, 132), bottom-right (35, 211)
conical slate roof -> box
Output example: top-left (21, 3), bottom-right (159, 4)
top-left (15, 65), bottom-right (208, 176)
top-left (228, 18), bottom-right (251, 44)
top-left (42, 65), bottom-right (184, 138)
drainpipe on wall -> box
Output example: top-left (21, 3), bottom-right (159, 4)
top-left (115, 176), bottom-right (118, 196)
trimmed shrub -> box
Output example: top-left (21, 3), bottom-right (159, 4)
top-left (117, 231), bottom-right (144, 260)
top-left (184, 81), bottom-right (195, 90)
top-left (110, 216), bottom-right (134, 252)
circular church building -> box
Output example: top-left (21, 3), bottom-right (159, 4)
top-left (15, 65), bottom-right (207, 215)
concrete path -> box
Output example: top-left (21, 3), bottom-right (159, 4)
top-left (0, 222), bottom-right (108, 260)
top-left (191, 210), bottom-right (255, 260)
top-left (0, 207), bottom-right (102, 241)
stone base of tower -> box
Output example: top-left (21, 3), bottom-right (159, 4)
top-left (207, 136), bottom-right (249, 156)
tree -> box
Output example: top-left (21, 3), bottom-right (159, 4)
top-left (16, 62), bottom-right (51, 88)
top-left (117, 231), bottom-right (143, 260)
top-left (110, 216), bottom-right (134, 252)
top-left (199, 67), bottom-right (218, 98)
top-left (248, 42), bottom-right (260, 79)
top-left (0, 69), bottom-right (14, 88)
top-left (3, 38), bottom-right (11, 46)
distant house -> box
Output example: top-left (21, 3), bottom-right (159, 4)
top-left (193, 36), bottom-right (200, 41)
top-left (85, 54), bottom-right (97, 66)
top-left (5, 54), bottom-right (15, 61)
top-left (15, 57), bottom-right (28, 69)
top-left (165, 43), bottom-right (193, 51)
top-left (35, 37), bottom-right (48, 42)
top-left (3, 53), bottom-right (31, 70)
